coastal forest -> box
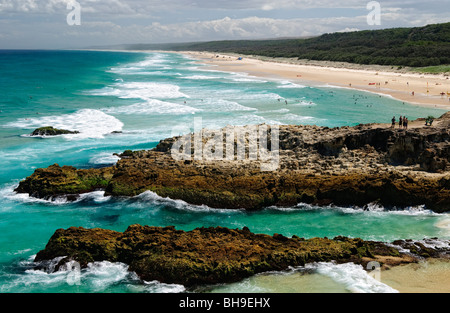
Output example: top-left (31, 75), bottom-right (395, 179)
top-left (122, 22), bottom-right (450, 68)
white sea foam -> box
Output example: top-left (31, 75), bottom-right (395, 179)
top-left (109, 53), bottom-right (176, 75)
top-left (368, 205), bottom-right (436, 216)
top-left (281, 113), bottom-right (316, 122)
top-left (278, 80), bottom-right (306, 89)
top-left (0, 183), bottom-right (69, 205)
top-left (271, 202), bottom-right (442, 218)
top-left (261, 108), bottom-right (290, 114)
top-left (231, 77), bottom-right (268, 83)
top-left (136, 54), bottom-right (171, 67)
top-left (102, 99), bottom-right (200, 115)
top-left (143, 280), bottom-right (186, 293)
top-left (1, 255), bottom-right (186, 293)
top-left (6, 109), bottom-right (123, 139)
top-left (233, 92), bottom-right (282, 101)
top-left (290, 100), bottom-right (317, 107)
top-left (92, 81), bottom-right (188, 100)
top-left (181, 75), bottom-right (222, 80)
top-left (109, 66), bottom-right (142, 74)
top-left (122, 70), bottom-right (168, 76)
top-left (75, 191), bottom-right (111, 204)
top-left (82, 261), bottom-right (132, 291)
top-left (302, 202), bottom-right (439, 217)
top-left (89, 152), bottom-right (121, 165)
top-left (192, 88), bottom-right (282, 101)
top-left (194, 98), bottom-right (257, 112)
top-left (203, 114), bottom-right (281, 129)
top-left (135, 190), bottom-right (240, 213)
top-left (306, 262), bottom-right (399, 293)
top-left (1, 183), bottom-right (110, 205)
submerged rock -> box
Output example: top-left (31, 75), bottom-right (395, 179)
top-left (16, 112), bottom-right (450, 212)
top-left (35, 225), bottom-right (445, 287)
top-left (31, 126), bottom-right (79, 136)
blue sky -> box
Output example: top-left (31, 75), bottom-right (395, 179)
top-left (0, 0), bottom-right (449, 49)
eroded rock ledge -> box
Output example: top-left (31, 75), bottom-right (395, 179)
top-left (34, 225), bottom-right (449, 287)
top-left (15, 112), bottom-right (450, 212)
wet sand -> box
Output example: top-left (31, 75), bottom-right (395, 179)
top-left (381, 259), bottom-right (450, 293)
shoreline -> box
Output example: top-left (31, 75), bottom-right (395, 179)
top-left (381, 259), bottom-right (450, 293)
top-left (180, 51), bottom-right (450, 111)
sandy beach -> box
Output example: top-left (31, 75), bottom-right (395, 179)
top-left (381, 259), bottom-right (450, 293)
top-left (183, 51), bottom-right (450, 111)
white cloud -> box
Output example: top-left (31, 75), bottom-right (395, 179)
top-left (0, 0), bottom-right (448, 49)
top-left (0, 0), bottom-right (442, 14)
top-left (67, 16), bottom-right (369, 44)
top-left (0, 0), bottom-right (136, 14)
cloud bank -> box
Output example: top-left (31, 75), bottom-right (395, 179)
top-left (0, 0), bottom-right (448, 49)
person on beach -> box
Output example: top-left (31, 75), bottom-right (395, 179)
top-left (391, 116), bottom-right (396, 128)
top-left (399, 116), bottom-right (403, 128)
top-left (403, 117), bottom-right (408, 129)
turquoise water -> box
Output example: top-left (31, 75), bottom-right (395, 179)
top-left (0, 50), bottom-right (448, 293)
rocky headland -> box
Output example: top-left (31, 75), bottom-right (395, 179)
top-left (15, 112), bottom-right (450, 212)
top-left (33, 225), bottom-right (450, 287)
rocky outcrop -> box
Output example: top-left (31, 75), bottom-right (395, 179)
top-left (16, 113), bottom-right (450, 212)
top-left (14, 164), bottom-right (114, 200)
top-left (34, 225), bottom-right (448, 287)
top-left (30, 126), bottom-right (79, 136)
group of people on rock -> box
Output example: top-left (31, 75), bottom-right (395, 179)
top-left (391, 115), bottom-right (408, 129)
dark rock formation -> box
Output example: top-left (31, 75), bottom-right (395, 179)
top-left (31, 126), bottom-right (79, 136)
top-left (14, 164), bottom-right (114, 200)
top-left (35, 225), bottom-right (448, 287)
top-left (16, 113), bottom-right (450, 212)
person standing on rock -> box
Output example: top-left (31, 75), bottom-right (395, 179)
top-left (391, 116), bottom-right (396, 128)
top-left (404, 117), bottom-right (408, 129)
top-left (399, 116), bottom-right (403, 128)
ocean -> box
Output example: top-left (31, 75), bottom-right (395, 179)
top-left (0, 50), bottom-right (448, 293)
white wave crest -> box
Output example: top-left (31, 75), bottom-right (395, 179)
top-left (278, 80), bottom-right (306, 89)
top-left (102, 99), bottom-right (200, 115)
top-left (194, 98), bottom-right (257, 112)
top-left (231, 77), bottom-right (268, 83)
top-left (306, 262), bottom-right (399, 293)
top-left (181, 75), bottom-right (222, 80)
top-left (1, 256), bottom-right (185, 293)
top-left (109, 53), bottom-right (172, 74)
top-left (6, 109), bottom-right (123, 139)
top-left (91, 81), bottom-right (188, 100)
top-left (2, 184), bottom-right (110, 205)
top-left (89, 152), bottom-right (121, 165)
top-left (143, 280), bottom-right (186, 293)
top-left (135, 190), bottom-right (239, 213)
